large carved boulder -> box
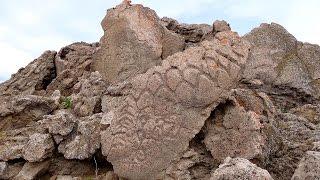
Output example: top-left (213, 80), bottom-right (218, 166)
top-left (92, 3), bottom-right (185, 83)
top-left (101, 30), bottom-right (250, 179)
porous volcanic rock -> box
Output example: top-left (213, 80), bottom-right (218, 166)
top-left (0, 1), bottom-right (320, 180)
top-left (291, 151), bottom-right (320, 180)
top-left (210, 157), bottom-right (273, 180)
top-left (101, 28), bottom-right (250, 179)
top-left (93, 3), bottom-right (185, 83)
top-left (243, 23), bottom-right (320, 98)
top-left (0, 51), bottom-right (56, 98)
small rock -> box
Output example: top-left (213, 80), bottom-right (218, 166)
top-left (291, 151), bottom-right (320, 180)
top-left (0, 162), bottom-right (8, 176)
top-left (0, 162), bottom-right (24, 179)
top-left (41, 110), bottom-right (75, 136)
top-left (58, 114), bottom-right (102, 160)
top-left (210, 157), bottom-right (273, 180)
top-left (213, 20), bottom-right (231, 33)
top-left (23, 133), bottom-right (54, 162)
top-left (14, 161), bottom-right (50, 180)
top-left (204, 102), bottom-right (267, 162)
top-left (105, 171), bottom-right (119, 180)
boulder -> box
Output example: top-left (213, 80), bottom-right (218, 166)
top-left (267, 113), bottom-right (320, 179)
top-left (213, 20), bottom-right (231, 33)
top-left (93, 3), bottom-right (185, 83)
top-left (47, 42), bottom-right (99, 96)
top-left (71, 71), bottom-right (107, 117)
top-left (0, 161), bottom-right (24, 179)
top-left (243, 23), bottom-right (320, 98)
top-left (0, 51), bottom-right (56, 98)
top-left (291, 151), bottom-right (320, 180)
top-left (202, 88), bottom-right (280, 168)
top-left (0, 95), bottom-right (58, 131)
top-left (101, 30), bottom-right (250, 179)
top-left (58, 114), bottom-right (102, 160)
top-left (161, 17), bottom-right (212, 43)
top-left (23, 133), bottom-right (54, 162)
top-left (0, 127), bottom-right (45, 161)
top-left (14, 161), bottom-right (50, 180)
top-left (210, 157), bottom-right (273, 180)
top-left (40, 110), bottom-right (76, 137)
top-left (204, 104), bottom-right (266, 162)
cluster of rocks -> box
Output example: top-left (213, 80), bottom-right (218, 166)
top-left (0, 1), bottom-right (319, 180)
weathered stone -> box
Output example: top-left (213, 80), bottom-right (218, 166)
top-left (291, 151), bottom-right (320, 180)
top-left (213, 20), bottom-right (231, 33)
top-left (204, 103), bottom-right (267, 162)
top-left (267, 113), bottom-right (320, 179)
top-left (243, 23), bottom-right (320, 98)
top-left (58, 114), bottom-right (102, 160)
top-left (290, 104), bottom-right (320, 125)
top-left (0, 51), bottom-right (56, 98)
top-left (164, 139), bottom-right (215, 180)
top-left (47, 42), bottom-right (98, 96)
top-left (0, 127), bottom-right (45, 161)
top-left (101, 30), bottom-right (250, 179)
top-left (93, 3), bottom-right (184, 83)
top-left (104, 171), bottom-right (120, 180)
top-left (23, 133), bottom-right (54, 162)
top-left (14, 161), bottom-right (50, 180)
top-left (0, 95), bottom-right (58, 131)
top-left (71, 71), bottom-right (106, 117)
top-left (210, 157), bottom-right (273, 180)
top-left (0, 162), bottom-right (7, 177)
top-left (203, 89), bottom-right (277, 164)
top-left (161, 17), bottom-right (212, 43)
top-left (0, 162), bottom-right (24, 180)
top-left (41, 110), bottom-right (76, 137)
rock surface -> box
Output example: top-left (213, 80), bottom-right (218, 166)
top-left (243, 23), bottom-right (320, 98)
top-left (291, 151), bottom-right (320, 180)
top-left (210, 157), bottom-right (273, 180)
top-left (0, 1), bottom-right (319, 180)
top-left (93, 3), bottom-right (185, 83)
top-left (101, 28), bottom-right (250, 179)
top-left (14, 161), bottom-right (50, 180)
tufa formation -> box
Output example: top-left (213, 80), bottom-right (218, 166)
top-left (0, 2), bottom-right (320, 180)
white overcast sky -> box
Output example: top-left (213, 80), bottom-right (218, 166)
top-left (0, 0), bottom-right (320, 83)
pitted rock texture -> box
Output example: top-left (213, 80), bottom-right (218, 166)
top-left (291, 151), bottom-right (320, 180)
top-left (93, 3), bottom-right (185, 83)
top-left (161, 17), bottom-right (212, 44)
top-left (210, 157), bottom-right (274, 180)
top-left (58, 113), bottom-right (102, 160)
top-left (204, 100), bottom-right (267, 162)
top-left (267, 113), bottom-right (320, 180)
top-left (243, 23), bottom-right (320, 98)
top-left (101, 30), bottom-right (250, 179)
top-left (47, 42), bottom-right (99, 96)
top-left (0, 51), bottom-right (56, 98)
top-left (71, 71), bottom-right (106, 117)
top-left (1, 2), bottom-right (320, 180)
top-left (22, 133), bottom-right (54, 162)
top-left (0, 126), bottom-right (46, 161)
top-left (40, 110), bottom-right (76, 137)
top-left (0, 95), bottom-right (58, 131)
top-left (14, 161), bottom-right (50, 180)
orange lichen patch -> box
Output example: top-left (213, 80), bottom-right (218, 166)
top-left (210, 62), bottom-right (219, 69)
top-left (220, 38), bottom-right (230, 46)
top-left (122, 0), bottom-right (132, 5)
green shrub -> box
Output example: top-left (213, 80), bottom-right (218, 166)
top-left (62, 97), bottom-right (72, 109)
